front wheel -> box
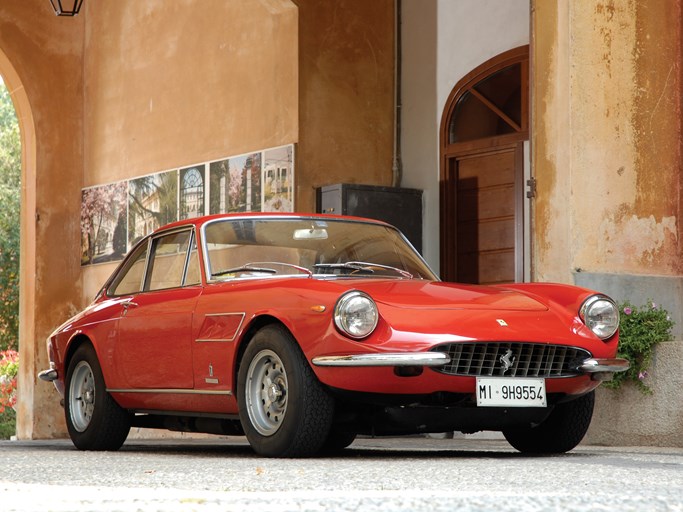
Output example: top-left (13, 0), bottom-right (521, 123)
top-left (503, 391), bottom-right (595, 454)
top-left (65, 344), bottom-right (131, 451)
top-left (237, 324), bottom-right (334, 457)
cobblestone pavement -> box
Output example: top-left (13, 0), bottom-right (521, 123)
top-left (1, 436), bottom-right (682, 511)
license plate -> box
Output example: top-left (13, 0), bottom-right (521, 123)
top-left (476, 377), bottom-right (547, 407)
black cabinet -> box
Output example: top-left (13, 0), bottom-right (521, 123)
top-left (316, 183), bottom-right (423, 253)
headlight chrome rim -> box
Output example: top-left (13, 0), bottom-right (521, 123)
top-left (334, 291), bottom-right (379, 340)
top-left (580, 295), bottom-right (619, 340)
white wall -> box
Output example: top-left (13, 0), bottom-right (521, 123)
top-left (401, 0), bottom-right (529, 274)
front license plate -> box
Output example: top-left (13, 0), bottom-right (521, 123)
top-left (476, 377), bottom-right (547, 407)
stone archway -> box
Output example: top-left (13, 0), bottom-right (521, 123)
top-left (0, 48), bottom-right (38, 438)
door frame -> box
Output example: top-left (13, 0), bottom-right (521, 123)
top-left (439, 46), bottom-right (529, 283)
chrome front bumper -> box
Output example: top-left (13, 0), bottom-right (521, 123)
top-left (576, 357), bottom-right (630, 381)
top-left (311, 352), bottom-right (629, 381)
top-left (312, 352), bottom-right (450, 367)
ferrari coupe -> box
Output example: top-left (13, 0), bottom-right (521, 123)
top-left (40, 213), bottom-right (628, 457)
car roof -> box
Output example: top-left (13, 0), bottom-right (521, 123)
top-left (153, 212), bottom-right (392, 234)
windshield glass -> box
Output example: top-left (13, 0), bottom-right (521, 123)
top-left (202, 218), bottom-right (437, 281)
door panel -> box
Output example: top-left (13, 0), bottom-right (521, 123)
top-left (115, 287), bottom-right (201, 389)
top-left (446, 145), bottom-right (522, 285)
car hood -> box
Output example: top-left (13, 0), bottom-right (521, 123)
top-left (350, 280), bottom-right (548, 312)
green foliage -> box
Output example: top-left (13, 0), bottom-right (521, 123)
top-left (0, 407), bottom-right (15, 439)
top-left (0, 83), bottom-right (20, 352)
top-left (0, 350), bottom-right (18, 438)
top-left (604, 300), bottom-right (674, 394)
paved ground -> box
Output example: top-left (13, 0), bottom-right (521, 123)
top-left (1, 436), bottom-right (682, 511)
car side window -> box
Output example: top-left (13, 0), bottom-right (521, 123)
top-left (146, 230), bottom-right (192, 291)
top-left (185, 237), bottom-right (201, 286)
top-left (109, 242), bottom-right (149, 296)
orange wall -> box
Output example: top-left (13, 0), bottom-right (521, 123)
top-left (294, 0), bottom-right (396, 212)
top-left (84, 0), bottom-right (298, 187)
top-left (0, 0), bottom-right (84, 438)
top-left (0, 0), bottom-right (396, 438)
top-left (532, 0), bottom-right (682, 282)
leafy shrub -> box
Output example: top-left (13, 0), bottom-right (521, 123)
top-left (0, 349), bottom-right (18, 439)
top-left (604, 301), bottom-right (674, 394)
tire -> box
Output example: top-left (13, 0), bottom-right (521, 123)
top-left (503, 391), bottom-right (595, 454)
top-left (65, 344), bottom-right (131, 451)
top-left (237, 324), bottom-right (334, 457)
top-left (321, 428), bottom-right (357, 454)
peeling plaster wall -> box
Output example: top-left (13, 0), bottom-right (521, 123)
top-left (533, 0), bottom-right (682, 283)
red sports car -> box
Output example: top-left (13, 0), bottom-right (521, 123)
top-left (40, 213), bottom-right (628, 457)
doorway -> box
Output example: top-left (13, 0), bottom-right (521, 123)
top-left (440, 46), bottom-right (529, 284)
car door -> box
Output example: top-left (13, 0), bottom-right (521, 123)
top-left (113, 228), bottom-right (202, 390)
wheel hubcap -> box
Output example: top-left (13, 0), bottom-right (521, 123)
top-left (245, 349), bottom-right (288, 436)
top-left (69, 361), bottom-right (96, 432)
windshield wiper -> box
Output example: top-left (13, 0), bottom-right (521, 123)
top-left (212, 264), bottom-right (278, 278)
top-left (313, 261), bottom-right (413, 279)
top-left (213, 261), bottom-right (313, 278)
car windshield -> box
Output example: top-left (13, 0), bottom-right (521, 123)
top-left (202, 218), bottom-right (437, 281)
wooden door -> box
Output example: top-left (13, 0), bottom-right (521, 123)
top-left (449, 145), bottom-right (522, 284)
top-left (439, 46), bottom-right (529, 284)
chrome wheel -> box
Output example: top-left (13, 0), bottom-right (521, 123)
top-left (245, 349), bottom-right (289, 436)
top-left (69, 360), bottom-right (96, 432)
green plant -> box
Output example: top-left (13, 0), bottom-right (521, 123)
top-left (603, 300), bottom-right (674, 394)
top-left (0, 349), bottom-right (18, 411)
top-left (0, 349), bottom-right (18, 439)
top-left (0, 82), bottom-right (21, 352)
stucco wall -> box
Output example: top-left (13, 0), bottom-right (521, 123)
top-left (84, 0), bottom-right (298, 187)
top-left (401, 0), bottom-right (530, 273)
top-left (0, 0), bottom-right (84, 438)
top-left (532, 1), bottom-right (682, 283)
top-left (81, 0), bottom-right (299, 300)
top-left (293, 0), bottom-right (395, 213)
top-left (1, 0), bottom-right (397, 438)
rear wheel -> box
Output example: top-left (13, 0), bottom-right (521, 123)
top-left (237, 324), bottom-right (334, 457)
top-left (65, 344), bottom-right (131, 451)
top-left (503, 391), bottom-right (595, 454)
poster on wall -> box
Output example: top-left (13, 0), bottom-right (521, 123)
top-left (263, 145), bottom-right (294, 212)
top-left (179, 164), bottom-right (206, 220)
top-left (127, 170), bottom-right (178, 247)
top-left (209, 152), bottom-right (262, 214)
top-left (80, 181), bottom-right (128, 266)
top-left (80, 143), bottom-right (295, 266)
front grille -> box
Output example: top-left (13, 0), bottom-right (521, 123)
top-left (431, 342), bottom-right (591, 378)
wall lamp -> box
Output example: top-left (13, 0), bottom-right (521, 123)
top-left (49, 0), bottom-right (83, 16)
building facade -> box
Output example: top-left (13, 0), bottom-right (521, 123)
top-left (0, 0), bottom-right (680, 441)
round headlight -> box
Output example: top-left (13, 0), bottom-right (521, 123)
top-left (580, 295), bottom-right (619, 340)
top-left (334, 291), bottom-right (379, 339)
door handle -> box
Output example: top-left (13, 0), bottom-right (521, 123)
top-left (122, 301), bottom-right (138, 316)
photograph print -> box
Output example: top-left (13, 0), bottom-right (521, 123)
top-left (80, 181), bottom-right (128, 266)
top-left (127, 169), bottom-right (178, 247)
top-left (263, 145), bottom-right (293, 212)
top-left (209, 152), bottom-right (261, 214)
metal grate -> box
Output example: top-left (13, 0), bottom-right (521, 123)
top-left (431, 342), bottom-right (592, 378)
